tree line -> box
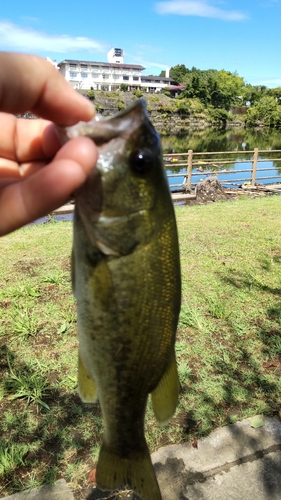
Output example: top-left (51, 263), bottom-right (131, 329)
top-left (160, 65), bottom-right (281, 126)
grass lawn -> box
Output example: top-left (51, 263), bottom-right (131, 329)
top-left (1, 195), bottom-right (281, 498)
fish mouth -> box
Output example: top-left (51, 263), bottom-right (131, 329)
top-left (56, 99), bottom-right (148, 146)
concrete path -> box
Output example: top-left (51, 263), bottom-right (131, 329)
top-left (2, 415), bottom-right (281, 500)
top-left (1, 480), bottom-right (74, 500)
top-left (152, 415), bottom-right (281, 500)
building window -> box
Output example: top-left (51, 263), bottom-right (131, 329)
top-left (69, 64), bottom-right (77, 69)
top-left (81, 64), bottom-right (88, 69)
top-left (103, 74), bottom-right (109, 80)
top-left (81, 73), bottom-right (88, 79)
top-left (123, 76), bottom-right (129, 81)
top-left (113, 75), bottom-right (120, 80)
top-left (70, 72), bottom-right (77, 78)
top-left (133, 77), bottom-right (139, 81)
top-left (92, 73), bottom-right (99, 78)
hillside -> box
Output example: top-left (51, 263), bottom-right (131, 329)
top-left (78, 90), bottom-right (245, 135)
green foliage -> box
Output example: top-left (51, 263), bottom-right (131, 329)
top-left (241, 84), bottom-right (268, 106)
top-left (0, 440), bottom-right (29, 476)
top-left (133, 89), bottom-right (143, 98)
top-left (86, 89), bottom-right (95, 101)
top-left (2, 200), bottom-right (281, 495)
top-left (117, 100), bottom-right (125, 110)
top-left (169, 64), bottom-right (189, 83)
top-left (95, 103), bottom-right (104, 113)
top-left (175, 100), bottom-right (190, 115)
top-left (246, 96), bottom-right (281, 127)
top-left (4, 356), bottom-right (50, 410)
top-left (161, 87), bottom-right (172, 97)
top-left (178, 68), bottom-right (244, 110)
top-left (208, 107), bottom-right (233, 124)
top-left (149, 96), bottom-right (160, 102)
top-left (119, 83), bottom-right (128, 92)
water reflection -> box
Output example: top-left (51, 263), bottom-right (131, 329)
top-left (161, 127), bottom-right (281, 154)
top-left (30, 128), bottom-right (281, 225)
top-left (162, 127), bottom-right (281, 189)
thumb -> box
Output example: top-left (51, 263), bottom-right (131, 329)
top-left (0, 137), bottom-right (98, 235)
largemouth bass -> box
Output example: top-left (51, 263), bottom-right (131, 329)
top-left (57, 100), bottom-right (181, 500)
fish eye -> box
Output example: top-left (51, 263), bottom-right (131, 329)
top-left (129, 149), bottom-right (154, 175)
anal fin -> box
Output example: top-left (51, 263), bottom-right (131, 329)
top-left (151, 351), bottom-right (179, 426)
top-left (78, 353), bottom-right (98, 403)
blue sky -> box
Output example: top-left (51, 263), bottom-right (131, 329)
top-left (0, 1), bottom-right (281, 87)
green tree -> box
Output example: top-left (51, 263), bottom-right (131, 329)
top-left (246, 95), bottom-right (281, 126)
top-left (169, 64), bottom-right (189, 83)
top-left (241, 84), bottom-right (268, 106)
top-left (179, 68), bottom-right (244, 109)
top-left (212, 70), bottom-right (244, 109)
top-left (119, 83), bottom-right (128, 92)
top-left (268, 87), bottom-right (281, 104)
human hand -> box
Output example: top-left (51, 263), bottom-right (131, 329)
top-left (0, 52), bottom-right (98, 236)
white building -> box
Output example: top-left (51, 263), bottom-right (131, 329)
top-left (58, 49), bottom-right (176, 93)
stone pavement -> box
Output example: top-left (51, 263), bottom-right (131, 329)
top-left (2, 415), bottom-right (281, 500)
top-left (1, 480), bottom-right (74, 500)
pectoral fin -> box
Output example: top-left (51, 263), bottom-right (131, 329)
top-left (78, 353), bottom-right (98, 403)
top-left (151, 351), bottom-right (179, 426)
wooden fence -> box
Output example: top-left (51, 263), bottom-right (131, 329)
top-left (163, 148), bottom-right (281, 190)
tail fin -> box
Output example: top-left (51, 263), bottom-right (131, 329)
top-left (96, 441), bottom-right (162, 500)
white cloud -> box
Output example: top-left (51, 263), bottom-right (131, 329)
top-left (253, 77), bottom-right (281, 86)
top-left (0, 21), bottom-right (107, 53)
top-left (125, 51), bottom-right (167, 71)
top-left (155, 1), bottom-right (248, 20)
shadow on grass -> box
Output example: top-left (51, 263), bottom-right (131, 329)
top-left (177, 265), bottom-right (281, 437)
top-left (0, 343), bottom-right (102, 497)
top-left (2, 263), bottom-right (281, 499)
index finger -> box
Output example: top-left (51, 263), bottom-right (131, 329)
top-left (0, 52), bottom-right (95, 125)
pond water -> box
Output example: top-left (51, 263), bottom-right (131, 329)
top-left (31, 127), bottom-right (281, 225)
top-left (162, 126), bottom-right (281, 190)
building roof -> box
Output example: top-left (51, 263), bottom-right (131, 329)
top-left (169, 84), bottom-right (186, 90)
top-left (58, 59), bottom-right (145, 70)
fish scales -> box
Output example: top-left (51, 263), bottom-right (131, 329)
top-left (57, 99), bottom-right (181, 500)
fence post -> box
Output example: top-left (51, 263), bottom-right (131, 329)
top-left (186, 149), bottom-right (193, 190)
top-left (251, 148), bottom-right (259, 185)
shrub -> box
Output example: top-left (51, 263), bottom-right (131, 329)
top-left (86, 90), bottom-right (95, 101)
top-left (176, 101), bottom-right (190, 115)
top-left (95, 103), bottom-right (104, 113)
top-left (133, 89), bottom-right (143, 98)
top-left (119, 83), bottom-right (128, 92)
top-left (209, 108), bottom-right (232, 123)
top-left (117, 101), bottom-right (125, 110)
